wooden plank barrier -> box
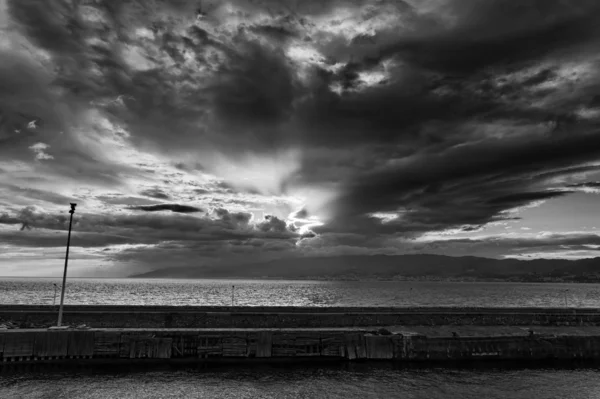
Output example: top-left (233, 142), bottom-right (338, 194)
top-left (321, 334), bottom-right (344, 357)
top-left (1, 329), bottom-right (600, 364)
top-left (246, 333), bottom-right (258, 357)
top-left (294, 333), bottom-right (322, 357)
top-left (198, 334), bottom-right (223, 358)
top-left (272, 333), bottom-right (297, 357)
top-left (222, 334), bottom-right (248, 357)
top-left (93, 331), bottom-right (121, 357)
top-left (129, 338), bottom-right (172, 359)
top-left (256, 331), bottom-right (272, 358)
top-left (68, 331), bottom-right (95, 357)
top-left (3, 332), bottom-right (35, 359)
top-left (168, 333), bottom-right (200, 357)
top-left (119, 333), bottom-right (152, 358)
top-left (344, 333), bottom-right (367, 360)
top-left (365, 335), bottom-right (394, 359)
top-left (33, 331), bottom-right (69, 358)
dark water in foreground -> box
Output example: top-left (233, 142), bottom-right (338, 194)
top-left (2, 278), bottom-right (600, 307)
top-left (1, 363), bottom-right (599, 398)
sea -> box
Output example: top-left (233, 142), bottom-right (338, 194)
top-left (1, 278), bottom-right (600, 398)
top-left (1, 278), bottom-right (600, 307)
top-left (0, 363), bottom-right (599, 399)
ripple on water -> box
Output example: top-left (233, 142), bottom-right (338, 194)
top-left (1, 278), bottom-right (600, 308)
top-left (1, 365), bottom-right (600, 399)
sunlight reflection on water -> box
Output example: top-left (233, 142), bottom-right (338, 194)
top-left (1, 278), bottom-right (600, 307)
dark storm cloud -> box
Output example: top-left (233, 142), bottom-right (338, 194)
top-left (6, 0), bottom-right (304, 155)
top-left (292, 208), bottom-right (308, 219)
top-left (213, 208), bottom-right (252, 228)
top-left (297, 229), bottom-right (600, 259)
top-left (487, 190), bottom-right (573, 205)
top-left (8, 0), bottom-right (86, 51)
top-left (0, 230), bottom-right (133, 248)
top-left (7, 0), bottom-right (592, 152)
top-left (139, 188), bottom-right (170, 200)
top-left (95, 195), bottom-right (162, 207)
top-left (1, 185), bottom-right (77, 205)
top-left (535, 165), bottom-right (600, 182)
top-left (323, 128), bottom-right (600, 235)
top-left (0, 206), bottom-right (72, 231)
top-left (106, 236), bottom-right (300, 271)
top-left (249, 24), bottom-right (299, 43)
top-left (0, 204), bottom-right (304, 276)
top-left (0, 206), bottom-right (300, 248)
top-left (377, 1), bottom-right (600, 75)
top-left (204, 41), bottom-right (299, 152)
top-left (0, 51), bottom-right (67, 155)
top-left (6, 0), bottom-right (600, 255)
top-left (129, 204), bottom-right (202, 213)
top-left (292, 0), bottom-right (600, 147)
top-left (257, 215), bottom-right (288, 233)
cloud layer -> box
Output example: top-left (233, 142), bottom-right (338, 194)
top-left (2, 0), bottom-right (600, 275)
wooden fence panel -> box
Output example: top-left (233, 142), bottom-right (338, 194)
top-left (3, 332), bottom-right (35, 358)
top-left (34, 332), bottom-right (69, 358)
top-left (272, 333), bottom-right (297, 357)
top-left (256, 331), bottom-right (272, 358)
top-left (294, 333), bottom-right (322, 357)
top-left (222, 334), bottom-right (248, 357)
top-left (197, 334), bottom-right (223, 358)
top-left (365, 335), bottom-right (394, 359)
top-left (128, 338), bottom-right (172, 359)
top-left (68, 331), bottom-right (95, 357)
top-left (93, 331), bottom-right (121, 357)
top-left (344, 333), bottom-right (367, 360)
top-left (321, 334), bottom-right (344, 357)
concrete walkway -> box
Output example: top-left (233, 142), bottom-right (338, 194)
top-left (3, 325), bottom-right (600, 337)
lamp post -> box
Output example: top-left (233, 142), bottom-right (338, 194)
top-left (56, 203), bottom-right (76, 327)
top-left (53, 284), bottom-right (59, 307)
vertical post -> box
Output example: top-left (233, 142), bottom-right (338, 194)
top-left (57, 203), bottom-right (76, 327)
top-left (232, 285), bottom-right (235, 307)
top-left (53, 284), bottom-right (58, 307)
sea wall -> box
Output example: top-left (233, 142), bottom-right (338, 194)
top-left (1, 306), bottom-right (600, 328)
top-left (1, 328), bottom-right (600, 364)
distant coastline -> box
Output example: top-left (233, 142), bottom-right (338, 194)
top-left (130, 254), bottom-right (600, 283)
top-left (129, 275), bottom-right (600, 283)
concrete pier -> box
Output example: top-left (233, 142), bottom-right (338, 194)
top-left (1, 326), bottom-right (600, 365)
top-left (2, 305), bottom-right (600, 329)
top-left (3, 306), bottom-right (600, 366)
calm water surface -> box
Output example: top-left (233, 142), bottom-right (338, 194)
top-left (1, 364), bottom-right (599, 398)
top-left (0, 278), bottom-right (599, 307)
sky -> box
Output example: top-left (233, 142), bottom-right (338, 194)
top-left (2, 0), bottom-right (600, 277)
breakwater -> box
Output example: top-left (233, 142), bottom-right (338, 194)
top-left (1, 326), bottom-right (600, 365)
top-left (1, 306), bottom-right (600, 328)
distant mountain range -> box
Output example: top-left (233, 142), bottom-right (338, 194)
top-left (130, 255), bottom-right (600, 282)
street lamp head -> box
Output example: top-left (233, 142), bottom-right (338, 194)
top-left (69, 203), bottom-right (77, 214)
